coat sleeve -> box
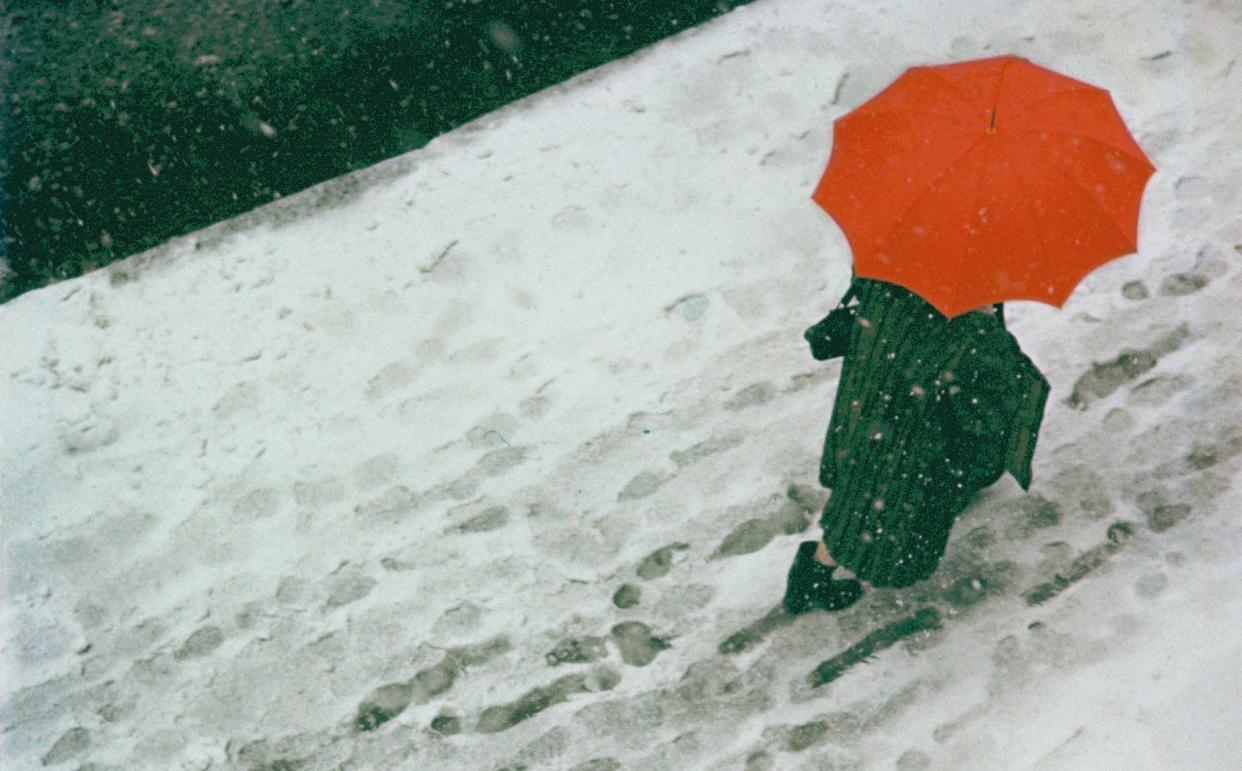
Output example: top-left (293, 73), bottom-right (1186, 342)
top-left (803, 280), bottom-right (861, 361)
top-left (1003, 354), bottom-right (1050, 490)
top-left (942, 322), bottom-right (1024, 438)
top-left (941, 318), bottom-right (1051, 491)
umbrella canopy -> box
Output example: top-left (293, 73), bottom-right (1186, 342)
top-left (812, 54), bottom-right (1156, 318)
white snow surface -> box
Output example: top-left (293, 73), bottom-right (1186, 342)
top-left (3, 0), bottom-right (1241, 768)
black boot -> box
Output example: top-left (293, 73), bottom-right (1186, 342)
top-left (782, 541), bottom-right (863, 615)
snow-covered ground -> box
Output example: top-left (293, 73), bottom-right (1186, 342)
top-left (3, 0), bottom-right (1241, 768)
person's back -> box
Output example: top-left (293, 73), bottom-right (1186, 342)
top-left (784, 277), bottom-right (1048, 612)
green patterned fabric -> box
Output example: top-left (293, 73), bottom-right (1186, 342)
top-left (811, 278), bottom-right (1048, 587)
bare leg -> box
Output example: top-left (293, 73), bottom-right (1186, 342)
top-left (814, 541), bottom-right (837, 567)
top-left (815, 541), bottom-right (860, 582)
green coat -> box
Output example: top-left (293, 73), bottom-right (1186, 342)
top-left (806, 278), bottom-right (1049, 587)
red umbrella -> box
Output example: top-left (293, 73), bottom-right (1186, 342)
top-left (812, 54), bottom-right (1156, 318)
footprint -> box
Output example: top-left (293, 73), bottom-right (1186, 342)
top-left (519, 393), bottom-right (552, 420)
top-left (650, 583), bottom-right (716, 620)
top-left (432, 602), bottom-right (483, 638)
top-left (680, 294), bottom-right (711, 321)
top-left (476, 674), bottom-right (591, 734)
top-left (354, 486), bottom-right (421, 522)
top-left (551, 205), bottom-right (592, 230)
top-left (211, 380), bottom-right (260, 418)
top-left (422, 242), bottom-right (466, 278)
top-left (448, 337), bottom-right (507, 368)
top-left (726, 382), bottom-right (777, 410)
top-left (769, 499), bottom-right (814, 534)
top-left (808, 608), bottom-right (942, 688)
top-left (1068, 351), bottom-right (1159, 407)
top-left (1158, 272), bottom-right (1209, 296)
top-left (938, 562), bottom-right (1017, 609)
top-left (93, 681), bottom-right (137, 724)
top-left (961, 525), bottom-right (998, 551)
top-left (354, 635), bottom-right (512, 731)
top-left (784, 720), bottom-right (830, 752)
top-left (786, 367), bottom-right (836, 393)
top-left (232, 487), bottom-right (282, 522)
top-left (1068, 324), bottom-right (1191, 407)
top-left (1146, 503), bottom-right (1192, 532)
top-left (74, 601), bottom-right (108, 632)
top-left (1001, 494), bottom-right (1062, 540)
top-left (710, 500), bottom-right (813, 561)
top-left (617, 471), bottom-right (668, 501)
top-left (430, 712), bottom-right (463, 735)
top-left (357, 665), bottom-right (459, 730)
top-left (499, 726), bottom-right (573, 770)
top-left (353, 453), bottom-right (401, 490)
top-left (1108, 521), bottom-right (1136, 544)
top-left (355, 682), bottom-right (415, 732)
top-left (1024, 521), bottom-right (1135, 605)
top-left (1038, 542), bottom-right (1076, 573)
top-left (292, 475), bottom-right (346, 508)
top-left (1154, 438), bottom-right (1241, 479)
top-left (636, 542), bottom-right (690, 580)
top-left (463, 421), bottom-right (519, 450)
top-left (609, 621), bottom-right (670, 667)
top-left (232, 735), bottom-right (318, 769)
top-left (1046, 465), bottom-right (1115, 520)
top-left (786, 483), bottom-right (828, 514)
top-left (1192, 245), bottom-right (1232, 279)
top-left (546, 635), bottom-right (609, 667)
top-left (472, 446), bottom-right (529, 478)
top-left (612, 583), bottom-right (642, 608)
top-left (1121, 280), bottom-right (1149, 299)
top-left (322, 573), bottom-right (377, 610)
top-left (570, 758), bottom-right (622, 771)
top-left (719, 606), bottom-right (792, 655)
top-left (1134, 572), bottom-right (1169, 598)
top-left (42, 728), bottom-right (91, 766)
top-left (275, 576), bottom-right (310, 604)
top-left (897, 749), bottom-right (933, 770)
top-left (364, 361), bottom-right (419, 401)
top-left (454, 506), bottom-right (510, 533)
top-left (443, 476), bottom-right (479, 501)
top-left (451, 635), bottom-right (512, 668)
top-left (59, 416), bottom-right (120, 455)
top-left (1186, 441), bottom-right (1230, 469)
top-left (1129, 374), bottom-right (1195, 407)
top-left (709, 518), bottom-right (778, 560)
top-left (669, 432), bottom-right (744, 467)
top-left (1102, 407), bottom-right (1135, 432)
top-left (932, 718), bottom-right (964, 744)
top-left (173, 625), bottom-right (225, 660)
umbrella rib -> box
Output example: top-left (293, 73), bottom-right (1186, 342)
top-left (1003, 86), bottom-right (1103, 125)
top-left (990, 57), bottom-right (1016, 114)
top-left (1043, 162), bottom-right (1138, 250)
top-left (874, 136), bottom-right (988, 272)
top-left (1007, 126), bottom-right (1154, 168)
top-left (949, 135), bottom-right (995, 314)
top-left (995, 142), bottom-right (1058, 299)
top-left (920, 70), bottom-right (982, 116)
top-left (844, 107), bottom-right (975, 131)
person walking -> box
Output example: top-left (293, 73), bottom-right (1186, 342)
top-left (782, 275), bottom-right (1049, 614)
top-left (785, 54), bottom-right (1154, 613)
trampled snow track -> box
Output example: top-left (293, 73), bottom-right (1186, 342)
top-left (3, 0), bottom-right (1241, 768)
